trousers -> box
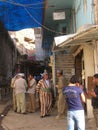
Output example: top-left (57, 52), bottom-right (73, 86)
top-left (12, 89), bottom-right (17, 111)
top-left (28, 93), bottom-right (36, 112)
top-left (67, 110), bottom-right (85, 130)
top-left (16, 93), bottom-right (26, 113)
top-left (57, 92), bottom-right (65, 116)
top-left (93, 108), bottom-right (98, 127)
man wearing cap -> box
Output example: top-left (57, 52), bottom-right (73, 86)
top-left (36, 71), bottom-right (54, 118)
top-left (56, 69), bottom-right (67, 119)
top-left (14, 73), bottom-right (27, 114)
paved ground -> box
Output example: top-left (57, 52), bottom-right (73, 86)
top-left (1, 107), bottom-right (97, 130)
top-left (0, 97), bottom-right (96, 130)
top-left (0, 98), bottom-right (11, 114)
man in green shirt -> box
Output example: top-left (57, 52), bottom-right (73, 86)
top-left (56, 70), bottom-right (67, 119)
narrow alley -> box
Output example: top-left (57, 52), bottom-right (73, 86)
top-left (0, 0), bottom-right (98, 130)
top-left (0, 104), bottom-right (96, 130)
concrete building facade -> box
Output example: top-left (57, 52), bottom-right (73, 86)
top-left (0, 22), bottom-right (18, 100)
top-left (49, 0), bottom-right (98, 118)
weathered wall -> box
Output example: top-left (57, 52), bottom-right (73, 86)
top-left (83, 45), bottom-right (94, 118)
top-left (73, 0), bottom-right (94, 31)
top-left (0, 21), bottom-right (17, 85)
top-left (34, 28), bottom-right (46, 61)
top-left (94, 0), bottom-right (98, 24)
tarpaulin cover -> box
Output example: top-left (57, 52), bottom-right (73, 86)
top-left (0, 0), bottom-right (44, 31)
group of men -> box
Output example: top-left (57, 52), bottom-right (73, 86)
top-left (11, 73), bottom-right (37, 114)
top-left (10, 70), bottom-right (67, 118)
top-left (11, 71), bottom-right (98, 130)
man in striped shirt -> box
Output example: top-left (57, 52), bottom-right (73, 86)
top-left (36, 72), bottom-right (54, 118)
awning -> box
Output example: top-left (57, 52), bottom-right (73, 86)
top-left (0, 0), bottom-right (44, 31)
top-left (54, 25), bottom-right (98, 49)
top-left (54, 34), bottom-right (76, 46)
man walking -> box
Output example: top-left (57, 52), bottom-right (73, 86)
top-left (56, 70), bottom-right (67, 119)
top-left (63, 75), bottom-right (85, 130)
top-left (14, 73), bottom-right (27, 114)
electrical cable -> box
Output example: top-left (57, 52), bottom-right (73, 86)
top-left (91, 0), bottom-right (95, 24)
top-left (0, 0), bottom-right (54, 9)
top-left (24, 7), bottom-right (66, 35)
top-left (0, 0), bottom-right (45, 7)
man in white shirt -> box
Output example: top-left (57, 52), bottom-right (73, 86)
top-left (27, 74), bottom-right (36, 113)
top-left (11, 75), bottom-right (17, 111)
top-left (14, 73), bottom-right (27, 114)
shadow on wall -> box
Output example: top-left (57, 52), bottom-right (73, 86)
top-left (0, 21), bottom-right (17, 85)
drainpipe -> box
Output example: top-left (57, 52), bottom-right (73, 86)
top-left (72, 9), bottom-right (76, 33)
top-left (53, 52), bottom-right (56, 97)
top-left (94, 0), bottom-right (98, 24)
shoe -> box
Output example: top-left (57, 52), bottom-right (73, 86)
top-left (14, 110), bottom-right (17, 112)
top-left (16, 112), bottom-right (21, 114)
top-left (27, 110), bottom-right (36, 113)
top-left (46, 114), bottom-right (50, 117)
top-left (22, 112), bottom-right (27, 114)
top-left (40, 115), bottom-right (45, 118)
top-left (27, 111), bottom-right (34, 113)
top-left (56, 115), bottom-right (65, 120)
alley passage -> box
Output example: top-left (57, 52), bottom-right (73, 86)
top-left (1, 108), bottom-right (96, 130)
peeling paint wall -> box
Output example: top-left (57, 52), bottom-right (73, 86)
top-left (73, 0), bottom-right (94, 31)
top-left (83, 45), bottom-right (94, 118)
top-left (94, 0), bottom-right (98, 24)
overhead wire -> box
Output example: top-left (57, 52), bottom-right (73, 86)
top-left (24, 7), bottom-right (65, 35)
top-left (0, 0), bottom-right (45, 7)
top-left (6, 0), bottom-right (44, 9)
top-left (0, 0), bottom-right (54, 9)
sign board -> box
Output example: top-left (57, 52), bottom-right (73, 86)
top-left (53, 11), bottom-right (65, 20)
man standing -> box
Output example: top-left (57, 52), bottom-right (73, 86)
top-left (56, 70), bottom-right (67, 119)
top-left (27, 74), bottom-right (36, 113)
top-left (11, 75), bottom-right (17, 112)
top-left (89, 74), bottom-right (98, 130)
top-left (63, 75), bottom-right (85, 130)
top-left (14, 73), bottom-right (27, 114)
top-left (36, 72), bottom-right (54, 118)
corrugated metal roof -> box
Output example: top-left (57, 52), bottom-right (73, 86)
top-left (59, 25), bottom-right (98, 48)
